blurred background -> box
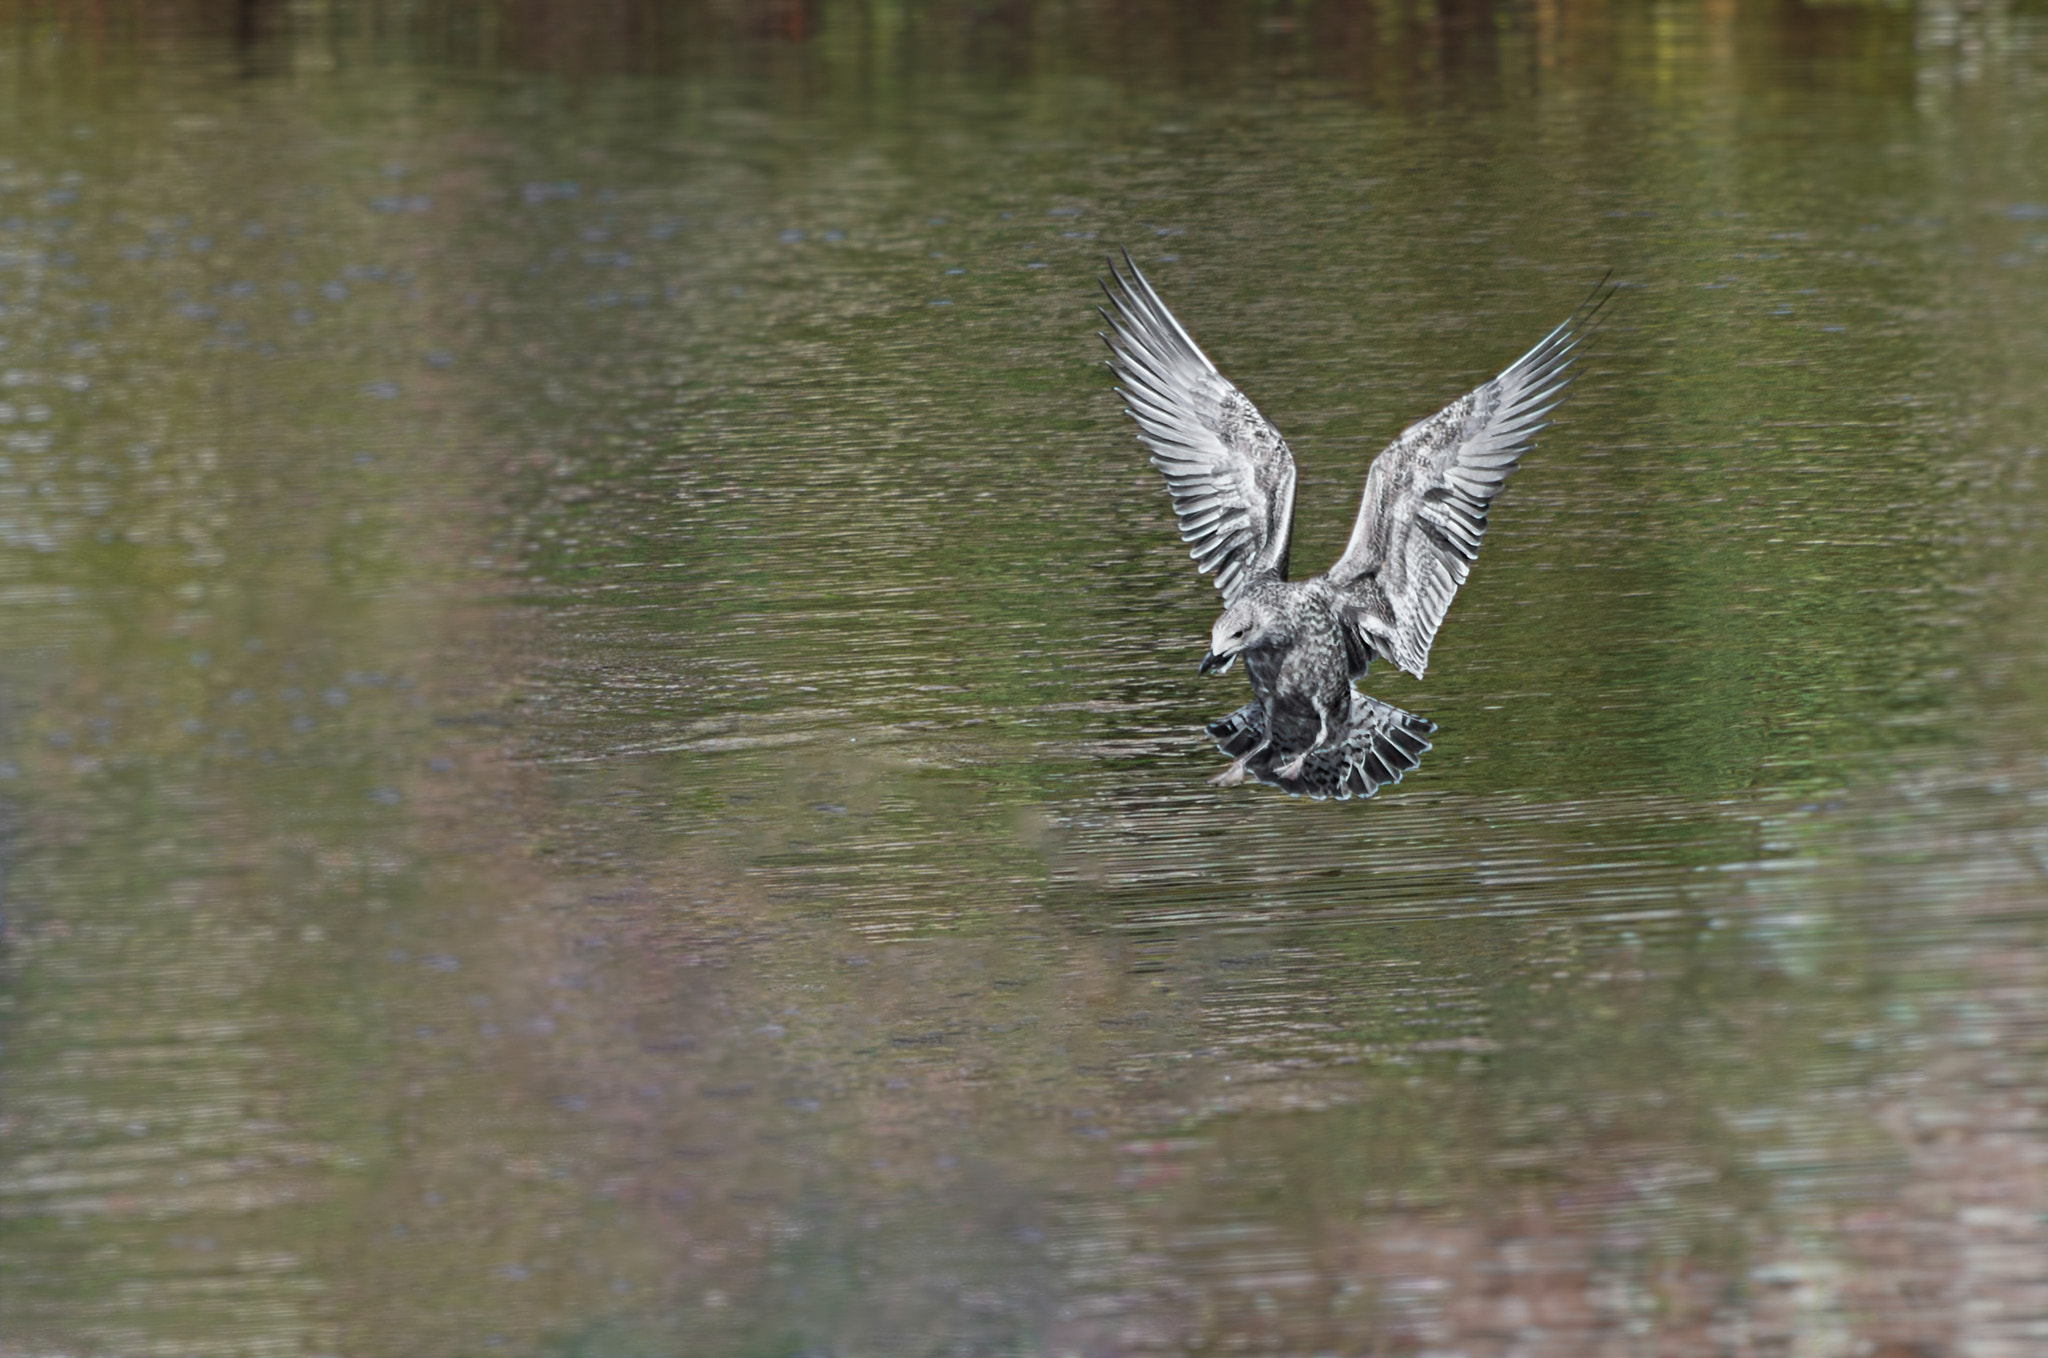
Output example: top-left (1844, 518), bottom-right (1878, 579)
top-left (1, 1), bottom-right (2045, 1356)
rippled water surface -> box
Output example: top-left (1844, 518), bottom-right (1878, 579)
top-left (4, 3), bottom-right (2047, 1355)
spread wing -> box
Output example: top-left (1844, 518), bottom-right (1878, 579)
top-left (1327, 277), bottom-right (1616, 679)
top-left (1100, 250), bottom-right (1297, 603)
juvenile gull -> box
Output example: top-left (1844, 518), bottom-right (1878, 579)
top-left (1100, 251), bottom-right (1614, 799)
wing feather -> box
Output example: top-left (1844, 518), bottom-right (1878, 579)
top-left (1100, 250), bottom-right (1297, 601)
top-left (1327, 276), bottom-right (1617, 678)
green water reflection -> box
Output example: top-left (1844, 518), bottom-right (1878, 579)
top-left (3, 2), bottom-right (2046, 1356)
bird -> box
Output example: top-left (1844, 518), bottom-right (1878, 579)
top-left (1099, 251), bottom-right (1614, 799)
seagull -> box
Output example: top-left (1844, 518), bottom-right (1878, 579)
top-left (1099, 251), bottom-right (1614, 799)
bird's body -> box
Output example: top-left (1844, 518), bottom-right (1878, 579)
top-left (1200, 547), bottom-right (1438, 798)
top-left (1099, 252), bottom-right (1613, 799)
top-left (1227, 580), bottom-right (1353, 752)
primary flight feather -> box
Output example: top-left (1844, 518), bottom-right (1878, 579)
top-left (1100, 250), bottom-right (1614, 799)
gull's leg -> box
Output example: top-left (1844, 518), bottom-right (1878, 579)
top-left (1211, 733), bottom-right (1271, 786)
top-left (1275, 696), bottom-right (1338, 783)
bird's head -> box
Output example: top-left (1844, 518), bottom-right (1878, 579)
top-left (1199, 600), bottom-right (1267, 676)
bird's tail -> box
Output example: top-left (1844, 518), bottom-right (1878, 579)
top-left (1206, 688), bottom-right (1436, 800)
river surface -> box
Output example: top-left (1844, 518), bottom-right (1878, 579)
top-left (3, 3), bottom-right (2046, 1355)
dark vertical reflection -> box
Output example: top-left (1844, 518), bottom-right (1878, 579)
top-left (234, 0), bottom-right (289, 76)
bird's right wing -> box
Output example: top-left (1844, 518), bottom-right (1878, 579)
top-left (1100, 250), bottom-right (1297, 603)
top-left (1326, 277), bottom-right (1615, 678)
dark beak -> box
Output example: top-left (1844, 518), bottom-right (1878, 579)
top-left (1198, 650), bottom-right (1234, 676)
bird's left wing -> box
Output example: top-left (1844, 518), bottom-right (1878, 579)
top-left (1326, 277), bottom-right (1616, 679)
top-left (1100, 250), bottom-right (1297, 603)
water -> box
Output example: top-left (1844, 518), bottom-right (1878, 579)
top-left (2, 3), bottom-right (2046, 1355)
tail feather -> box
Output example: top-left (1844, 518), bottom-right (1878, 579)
top-left (1204, 688), bottom-right (1436, 801)
top-left (1207, 704), bottom-right (1268, 760)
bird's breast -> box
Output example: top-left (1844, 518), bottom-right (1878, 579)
top-left (1242, 645), bottom-right (1288, 696)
